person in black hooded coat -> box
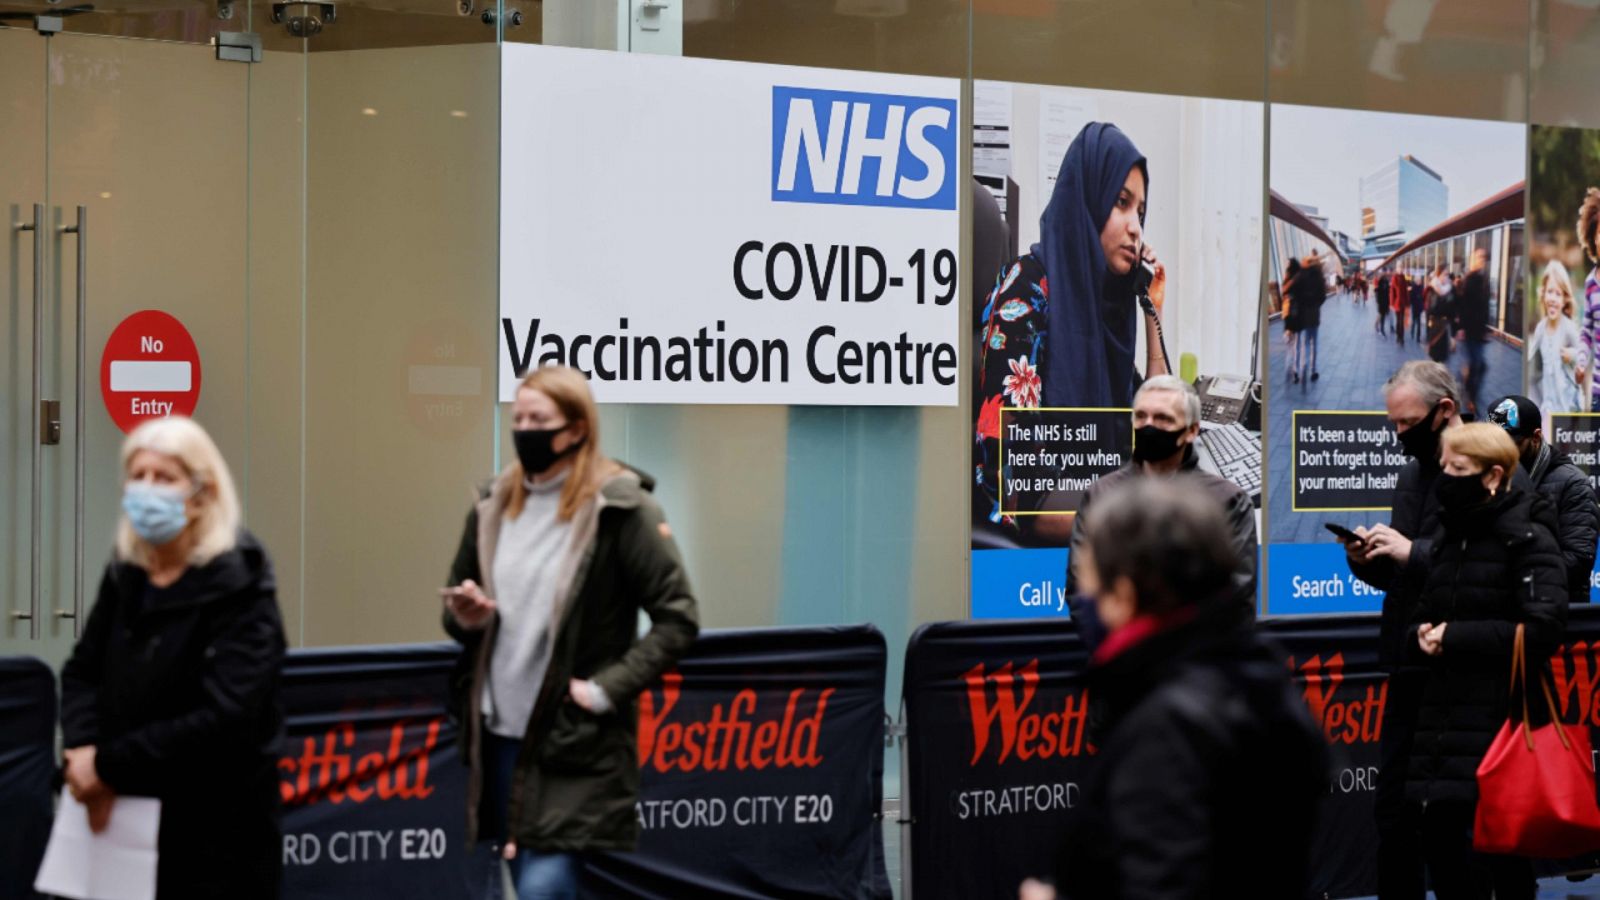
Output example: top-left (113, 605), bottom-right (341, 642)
top-left (59, 416), bottom-right (285, 900)
top-left (1041, 476), bottom-right (1328, 900)
top-left (1392, 423), bottom-right (1567, 900)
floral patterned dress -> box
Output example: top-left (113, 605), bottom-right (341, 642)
top-left (974, 254), bottom-right (1049, 526)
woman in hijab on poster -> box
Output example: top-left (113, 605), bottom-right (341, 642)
top-left (974, 122), bottom-right (1168, 540)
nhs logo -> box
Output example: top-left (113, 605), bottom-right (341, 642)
top-left (771, 86), bottom-right (957, 210)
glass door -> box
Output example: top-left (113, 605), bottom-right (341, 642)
top-left (1, 23), bottom-right (49, 659)
top-left (0, 5), bottom-right (251, 668)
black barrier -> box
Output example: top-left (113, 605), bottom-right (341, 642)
top-left (901, 618), bottom-right (1088, 900)
top-left (276, 627), bottom-right (892, 900)
top-left (278, 642), bottom-right (471, 900)
top-left (1259, 614), bottom-right (1385, 899)
top-left (584, 624), bottom-right (892, 899)
top-left (0, 656), bottom-right (55, 900)
top-left (901, 608), bottom-right (1600, 900)
top-left (23, 612), bottom-right (1600, 898)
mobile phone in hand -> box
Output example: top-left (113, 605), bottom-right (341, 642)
top-left (1325, 522), bottom-right (1364, 545)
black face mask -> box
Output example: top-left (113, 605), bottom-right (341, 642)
top-left (1397, 401), bottom-right (1445, 461)
top-left (1435, 472), bottom-right (1490, 512)
top-left (1132, 424), bottom-right (1186, 464)
top-left (513, 427), bottom-right (582, 476)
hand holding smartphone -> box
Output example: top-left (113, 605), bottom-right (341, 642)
top-left (441, 579), bottom-right (495, 630)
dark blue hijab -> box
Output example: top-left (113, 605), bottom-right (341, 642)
top-left (1033, 122), bottom-right (1148, 410)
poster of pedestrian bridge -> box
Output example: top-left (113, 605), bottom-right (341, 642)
top-left (1266, 104), bottom-right (1526, 613)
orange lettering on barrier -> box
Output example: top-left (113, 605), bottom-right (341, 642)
top-left (636, 670), bottom-right (833, 774)
top-left (962, 660), bottom-right (1091, 766)
top-left (277, 718), bottom-right (440, 807)
top-left (1288, 655), bottom-right (1385, 745)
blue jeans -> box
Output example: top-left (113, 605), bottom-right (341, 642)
top-left (483, 733), bottom-right (582, 900)
top-left (1296, 326), bottom-right (1319, 380)
top-left (510, 853), bottom-right (580, 900)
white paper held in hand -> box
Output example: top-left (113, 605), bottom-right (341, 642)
top-left (34, 788), bottom-right (161, 900)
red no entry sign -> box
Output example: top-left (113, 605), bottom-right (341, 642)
top-left (100, 310), bottom-right (202, 433)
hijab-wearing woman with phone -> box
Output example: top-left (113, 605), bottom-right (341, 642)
top-left (441, 365), bottom-right (698, 900)
top-left (974, 122), bottom-right (1168, 532)
top-left (1367, 422), bottom-right (1566, 899)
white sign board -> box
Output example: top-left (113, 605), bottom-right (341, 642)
top-left (500, 45), bottom-right (962, 405)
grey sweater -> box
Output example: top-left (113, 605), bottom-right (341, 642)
top-left (484, 475), bottom-right (575, 738)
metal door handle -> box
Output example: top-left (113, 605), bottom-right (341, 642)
top-left (60, 206), bottom-right (86, 632)
top-left (13, 204), bottom-right (42, 638)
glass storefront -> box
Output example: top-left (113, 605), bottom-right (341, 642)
top-left (12, 6), bottom-right (1600, 900)
top-left (3, 2), bottom-right (1594, 844)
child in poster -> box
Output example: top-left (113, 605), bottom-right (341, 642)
top-left (1528, 259), bottom-right (1587, 415)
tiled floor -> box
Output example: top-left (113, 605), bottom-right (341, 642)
top-left (1266, 291), bottom-right (1524, 544)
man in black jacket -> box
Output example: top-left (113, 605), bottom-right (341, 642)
top-left (1044, 478), bottom-right (1328, 900)
top-left (1064, 374), bottom-right (1256, 652)
top-left (1489, 394), bottom-right (1599, 606)
top-left (1341, 364), bottom-right (1544, 900)
top-left (1341, 360), bottom-right (1463, 900)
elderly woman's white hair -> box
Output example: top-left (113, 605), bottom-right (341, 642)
top-left (116, 417), bottom-right (241, 567)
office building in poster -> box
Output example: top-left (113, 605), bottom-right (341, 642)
top-left (1359, 155), bottom-right (1449, 242)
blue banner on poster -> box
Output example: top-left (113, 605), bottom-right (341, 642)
top-left (970, 548), bottom-right (1072, 620)
top-left (1267, 543), bottom-right (1387, 615)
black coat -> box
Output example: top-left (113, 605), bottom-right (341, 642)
top-left (1528, 442), bottom-right (1600, 605)
top-left (60, 531), bottom-right (286, 900)
top-left (1460, 270), bottom-right (1491, 341)
top-left (1350, 453), bottom-right (1444, 671)
top-left (1065, 460), bottom-right (1256, 653)
top-left (1058, 605), bottom-right (1329, 899)
top-left (1290, 267), bottom-right (1327, 330)
top-left (1351, 452), bottom-right (1543, 670)
top-left (1404, 487), bottom-right (1568, 807)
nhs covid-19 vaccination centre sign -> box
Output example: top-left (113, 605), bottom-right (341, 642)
top-left (500, 45), bottom-right (961, 406)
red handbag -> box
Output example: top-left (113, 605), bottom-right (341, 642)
top-left (1474, 624), bottom-right (1600, 857)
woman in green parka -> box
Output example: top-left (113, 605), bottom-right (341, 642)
top-left (441, 365), bottom-right (699, 900)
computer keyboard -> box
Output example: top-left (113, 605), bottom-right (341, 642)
top-left (1199, 421), bottom-right (1262, 501)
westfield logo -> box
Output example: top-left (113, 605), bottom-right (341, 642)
top-left (1550, 641), bottom-right (1600, 724)
top-left (278, 718), bottom-right (442, 806)
top-left (961, 660), bottom-right (1092, 766)
top-left (637, 671), bottom-right (832, 774)
top-left (1288, 653), bottom-right (1384, 745)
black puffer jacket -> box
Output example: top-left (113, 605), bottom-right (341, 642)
top-left (1527, 442), bottom-right (1599, 605)
top-left (1404, 487), bottom-right (1568, 807)
top-left (1351, 452), bottom-right (1542, 670)
top-left (1058, 603), bottom-right (1329, 899)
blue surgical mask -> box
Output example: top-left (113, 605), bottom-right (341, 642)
top-left (122, 482), bottom-right (191, 546)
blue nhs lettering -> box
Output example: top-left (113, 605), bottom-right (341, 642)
top-left (771, 87), bottom-right (956, 210)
